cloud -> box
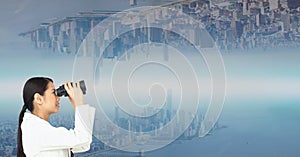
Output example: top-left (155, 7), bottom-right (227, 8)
top-left (14, 0), bottom-right (33, 14)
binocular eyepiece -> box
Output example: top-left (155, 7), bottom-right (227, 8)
top-left (55, 80), bottom-right (87, 97)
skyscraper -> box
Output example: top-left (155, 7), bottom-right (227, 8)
top-left (280, 0), bottom-right (300, 9)
top-left (115, 106), bottom-right (120, 124)
top-left (130, 0), bottom-right (137, 6)
top-left (166, 89), bottom-right (172, 121)
top-left (281, 10), bottom-right (291, 32)
top-left (269, 0), bottom-right (279, 10)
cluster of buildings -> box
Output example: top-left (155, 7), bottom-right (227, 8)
top-left (92, 107), bottom-right (202, 149)
top-left (196, 0), bottom-right (300, 51)
top-left (0, 121), bottom-right (18, 156)
top-left (0, 103), bottom-right (221, 157)
top-left (19, 0), bottom-right (300, 57)
top-left (87, 89), bottom-right (222, 156)
top-left (0, 93), bottom-right (223, 157)
top-left (0, 116), bottom-right (143, 157)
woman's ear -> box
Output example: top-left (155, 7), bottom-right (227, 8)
top-left (33, 93), bottom-right (43, 105)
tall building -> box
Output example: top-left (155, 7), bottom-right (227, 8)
top-left (281, 10), bottom-right (291, 32)
top-left (287, 0), bottom-right (300, 9)
top-left (280, 0), bottom-right (300, 9)
top-left (115, 107), bottom-right (120, 124)
top-left (242, 1), bottom-right (250, 15)
top-left (269, 0), bottom-right (279, 10)
top-left (280, 0), bottom-right (288, 8)
top-left (130, 0), bottom-right (137, 6)
top-left (36, 27), bottom-right (50, 48)
top-left (231, 20), bottom-right (243, 38)
top-left (166, 89), bottom-right (172, 121)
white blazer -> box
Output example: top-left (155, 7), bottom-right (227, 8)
top-left (21, 105), bottom-right (95, 157)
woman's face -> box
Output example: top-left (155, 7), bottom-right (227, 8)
top-left (42, 82), bottom-right (60, 114)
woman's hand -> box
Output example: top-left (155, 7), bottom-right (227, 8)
top-left (64, 81), bottom-right (84, 110)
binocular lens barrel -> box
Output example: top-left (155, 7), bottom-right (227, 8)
top-left (55, 80), bottom-right (86, 97)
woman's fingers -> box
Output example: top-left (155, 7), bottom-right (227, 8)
top-left (64, 81), bottom-right (84, 109)
top-left (64, 82), bottom-right (72, 95)
top-left (74, 82), bottom-right (83, 95)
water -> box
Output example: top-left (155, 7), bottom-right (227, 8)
top-left (146, 100), bottom-right (300, 157)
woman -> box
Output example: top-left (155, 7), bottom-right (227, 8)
top-left (17, 77), bottom-right (95, 157)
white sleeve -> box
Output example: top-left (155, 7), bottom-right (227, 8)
top-left (71, 105), bottom-right (95, 153)
top-left (27, 105), bottom-right (95, 152)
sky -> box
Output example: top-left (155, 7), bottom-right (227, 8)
top-left (0, 0), bottom-right (299, 106)
top-left (0, 0), bottom-right (300, 156)
top-left (0, 0), bottom-right (183, 118)
top-left (0, 0), bottom-right (300, 114)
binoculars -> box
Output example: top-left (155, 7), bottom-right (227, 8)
top-left (55, 80), bottom-right (87, 97)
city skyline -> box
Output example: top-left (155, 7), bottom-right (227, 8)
top-left (0, 99), bottom-right (223, 157)
top-left (0, 0), bottom-right (300, 157)
top-left (19, 0), bottom-right (300, 55)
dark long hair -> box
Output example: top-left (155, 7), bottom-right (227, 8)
top-left (17, 77), bottom-right (53, 157)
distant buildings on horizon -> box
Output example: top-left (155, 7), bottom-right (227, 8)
top-left (0, 104), bottom-right (221, 157)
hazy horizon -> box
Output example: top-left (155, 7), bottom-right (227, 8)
top-left (0, 1), bottom-right (300, 156)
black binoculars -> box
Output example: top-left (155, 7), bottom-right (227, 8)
top-left (55, 80), bottom-right (87, 97)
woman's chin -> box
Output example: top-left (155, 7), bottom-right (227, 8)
top-left (54, 106), bottom-right (60, 112)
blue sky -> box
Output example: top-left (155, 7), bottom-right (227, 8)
top-left (0, 0), bottom-right (299, 123)
top-left (0, 0), bottom-right (183, 118)
top-left (0, 1), bottom-right (300, 156)
top-left (0, 0), bottom-right (300, 116)
top-left (0, 5), bottom-right (298, 84)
